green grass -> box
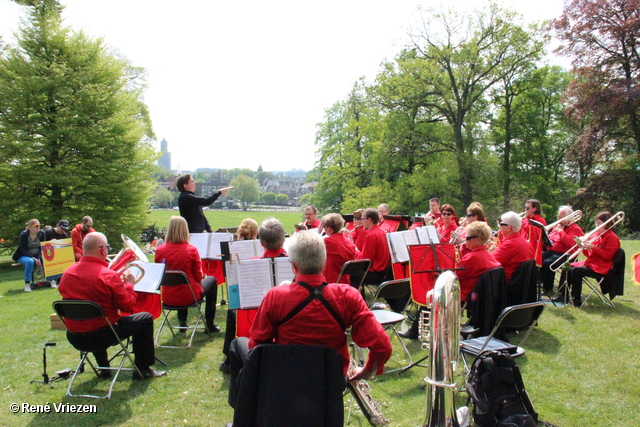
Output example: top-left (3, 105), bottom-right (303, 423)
top-left (1, 212), bottom-right (639, 426)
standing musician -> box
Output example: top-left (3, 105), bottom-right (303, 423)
top-left (321, 213), bottom-right (357, 284)
top-left (227, 231), bottom-right (392, 408)
top-left (553, 211), bottom-right (620, 307)
top-left (521, 199), bottom-right (546, 267)
top-left (456, 221), bottom-right (501, 303)
top-left (436, 204), bottom-right (458, 243)
top-left (541, 206), bottom-right (584, 295)
top-left (491, 211), bottom-right (534, 283)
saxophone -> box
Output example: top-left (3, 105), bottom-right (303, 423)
top-left (346, 358), bottom-right (389, 426)
top-left (421, 270), bottom-right (460, 427)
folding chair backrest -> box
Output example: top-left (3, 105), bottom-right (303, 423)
top-left (53, 300), bottom-right (105, 322)
top-left (370, 279), bottom-right (411, 307)
top-left (600, 248), bottom-right (625, 300)
top-left (495, 302), bottom-right (545, 331)
top-left (506, 259), bottom-right (536, 306)
top-left (337, 259), bottom-right (371, 289)
top-left (161, 270), bottom-right (199, 305)
top-left (466, 267), bottom-right (506, 336)
top-left (233, 344), bottom-right (344, 427)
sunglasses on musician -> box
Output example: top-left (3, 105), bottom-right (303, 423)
top-left (441, 212), bottom-right (453, 216)
top-left (465, 236), bottom-right (478, 241)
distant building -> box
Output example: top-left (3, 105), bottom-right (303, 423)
top-left (158, 138), bottom-right (172, 170)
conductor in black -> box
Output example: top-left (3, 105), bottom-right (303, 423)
top-left (176, 173), bottom-right (233, 233)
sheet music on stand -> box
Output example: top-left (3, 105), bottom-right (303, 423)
top-left (227, 239), bottom-right (263, 260)
top-left (189, 232), bottom-right (233, 260)
top-left (416, 225), bottom-right (440, 245)
top-left (128, 260), bottom-right (166, 294)
top-left (387, 230), bottom-right (422, 264)
top-left (226, 257), bottom-right (293, 309)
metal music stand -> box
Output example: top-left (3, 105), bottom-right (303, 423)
top-left (31, 342), bottom-right (68, 388)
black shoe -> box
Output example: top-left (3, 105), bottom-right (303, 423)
top-left (398, 330), bottom-right (419, 340)
top-left (133, 368), bottom-right (167, 380)
top-left (551, 294), bottom-right (568, 304)
top-left (572, 298), bottom-right (582, 307)
top-left (219, 361), bottom-right (230, 374)
top-left (99, 369), bottom-right (112, 379)
top-left (206, 323), bottom-right (221, 333)
top-left (178, 321), bottom-right (188, 334)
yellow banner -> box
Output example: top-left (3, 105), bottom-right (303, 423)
top-left (41, 238), bottom-right (75, 279)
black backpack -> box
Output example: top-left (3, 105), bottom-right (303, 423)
top-left (466, 351), bottom-right (538, 427)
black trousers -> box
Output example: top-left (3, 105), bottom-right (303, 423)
top-left (566, 265), bottom-right (603, 301)
top-left (67, 312), bottom-right (155, 370)
top-left (228, 336), bottom-right (250, 408)
top-left (176, 276), bottom-right (217, 324)
top-left (541, 251), bottom-right (568, 291)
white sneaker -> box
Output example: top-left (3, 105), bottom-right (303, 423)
top-left (24, 284), bottom-right (32, 293)
top-left (50, 280), bottom-right (57, 289)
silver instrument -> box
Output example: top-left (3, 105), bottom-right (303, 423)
top-left (422, 270), bottom-right (460, 427)
top-left (347, 358), bottom-right (389, 426)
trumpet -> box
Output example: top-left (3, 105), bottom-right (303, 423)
top-left (545, 210), bottom-right (583, 232)
top-left (550, 211), bottom-right (625, 272)
top-left (117, 262), bottom-right (145, 285)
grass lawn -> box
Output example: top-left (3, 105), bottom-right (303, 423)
top-left (1, 211), bottom-right (638, 426)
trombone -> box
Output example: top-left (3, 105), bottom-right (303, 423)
top-left (545, 210), bottom-right (582, 232)
top-left (550, 211), bottom-right (624, 272)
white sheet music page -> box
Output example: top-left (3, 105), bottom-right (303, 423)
top-left (208, 233), bottom-right (234, 260)
top-left (237, 258), bottom-right (273, 309)
top-left (403, 229), bottom-right (420, 246)
top-left (416, 226), bottom-right (441, 244)
top-left (228, 240), bottom-right (258, 260)
top-left (189, 233), bottom-right (210, 259)
top-left (387, 232), bottom-right (410, 263)
top-left (426, 225), bottom-right (440, 244)
top-left (130, 261), bottom-right (165, 293)
top-left (273, 257), bottom-right (294, 285)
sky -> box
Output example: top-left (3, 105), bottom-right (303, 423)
top-left (0, 0), bottom-right (566, 173)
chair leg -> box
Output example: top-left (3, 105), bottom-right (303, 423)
top-left (581, 278), bottom-right (615, 307)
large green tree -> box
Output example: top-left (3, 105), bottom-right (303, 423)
top-left (0, 0), bottom-right (157, 246)
top-left (228, 174), bottom-right (260, 210)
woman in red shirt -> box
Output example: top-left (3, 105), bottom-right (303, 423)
top-left (155, 216), bottom-right (219, 332)
top-left (456, 221), bottom-right (501, 303)
top-left (437, 204), bottom-right (458, 243)
top-left (320, 213), bottom-right (357, 284)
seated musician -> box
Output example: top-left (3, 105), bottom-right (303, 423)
top-left (491, 211), bottom-right (534, 283)
top-left (235, 218), bottom-right (258, 241)
top-left (377, 203), bottom-right (395, 233)
top-left (554, 211), bottom-right (620, 307)
top-left (452, 202), bottom-right (485, 248)
top-left (321, 213), bottom-right (357, 284)
top-left (350, 208), bottom-right (367, 250)
top-left (295, 205), bottom-right (322, 232)
top-left (436, 204), bottom-right (458, 243)
top-left (58, 232), bottom-right (165, 379)
top-left (541, 206), bottom-right (584, 295)
top-left (227, 231), bottom-right (392, 408)
top-left (220, 217), bottom-right (287, 374)
top-left (456, 221), bottom-right (501, 303)
top-left (425, 197), bottom-right (443, 229)
top-left (154, 216), bottom-right (220, 332)
top-left (521, 199), bottom-right (547, 267)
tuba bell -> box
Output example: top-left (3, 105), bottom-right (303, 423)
top-left (422, 270), bottom-right (460, 427)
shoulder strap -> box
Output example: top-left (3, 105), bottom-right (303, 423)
top-left (276, 281), bottom-right (346, 330)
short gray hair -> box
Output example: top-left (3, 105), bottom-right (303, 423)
top-left (501, 211), bottom-right (522, 232)
top-left (287, 231), bottom-right (326, 275)
top-left (558, 205), bottom-right (573, 216)
top-left (259, 217), bottom-right (285, 250)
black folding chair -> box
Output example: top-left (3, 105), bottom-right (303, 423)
top-left (581, 248), bottom-right (625, 307)
top-left (336, 259), bottom-right (371, 295)
top-left (155, 270), bottom-right (207, 348)
top-left (52, 300), bottom-right (143, 399)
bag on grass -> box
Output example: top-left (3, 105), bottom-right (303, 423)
top-left (466, 350), bottom-right (538, 427)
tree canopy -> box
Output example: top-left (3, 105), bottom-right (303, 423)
top-left (0, 0), bottom-right (157, 246)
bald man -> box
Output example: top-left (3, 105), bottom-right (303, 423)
top-left (58, 232), bottom-right (165, 380)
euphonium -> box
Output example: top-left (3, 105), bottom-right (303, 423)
top-left (347, 358), bottom-right (389, 426)
top-left (116, 262), bottom-right (145, 285)
top-left (422, 270), bottom-right (460, 427)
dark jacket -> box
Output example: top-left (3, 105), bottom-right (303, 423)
top-left (12, 229), bottom-right (45, 262)
top-left (178, 190), bottom-right (221, 233)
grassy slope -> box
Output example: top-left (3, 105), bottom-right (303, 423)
top-left (0, 211), bottom-right (638, 426)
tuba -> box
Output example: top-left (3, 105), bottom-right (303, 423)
top-left (422, 270), bottom-right (460, 427)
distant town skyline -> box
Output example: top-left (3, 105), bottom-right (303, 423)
top-left (0, 0), bottom-right (566, 172)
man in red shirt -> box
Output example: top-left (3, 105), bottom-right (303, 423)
top-left (58, 232), bottom-right (165, 379)
top-left (295, 205), bottom-right (322, 232)
top-left (227, 230), bottom-right (392, 408)
top-left (320, 213), bottom-right (357, 284)
top-left (70, 216), bottom-right (95, 261)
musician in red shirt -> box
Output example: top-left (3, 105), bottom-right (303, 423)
top-left (491, 211), bottom-right (534, 282)
top-left (58, 232), bottom-right (165, 379)
top-left (436, 204), bottom-right (458, 243)
top-left (555, 211), bottom-right (620, 307)
top-left (377, 203), bottom-right (396, 233)
top-left (154, 216), bottom-right (219, 332)
top-left (426, 197), bottom-right (443, 230)
top-left (321, 213), bottom-right (357, 284)
top-left (228, 231), bottom-right (392, 408)
top-left (355, 208), bottom-right (391, 282)
top-left (541, 206), bottom-right (584, 294)
top-left (295, 205), bottom-right (322, 232)
top-left (521, 199), bottom-right (547, 267)
top-left (456, 222), bottom-right (501, 303)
